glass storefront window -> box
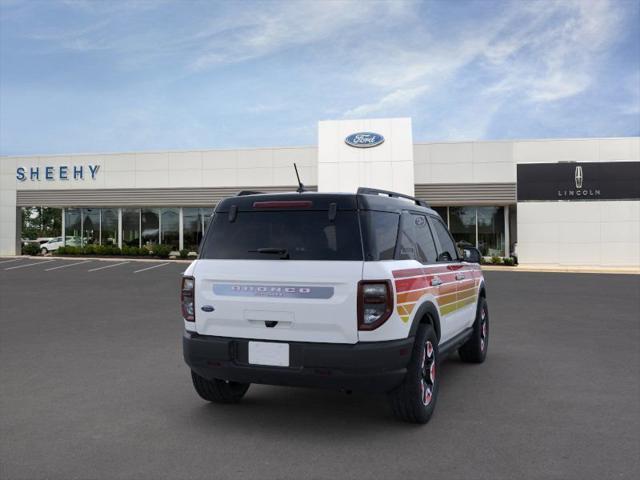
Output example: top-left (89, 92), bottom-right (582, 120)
top-left (202, 208), bottom-right (214, 230)
top-left (183, 208), bottom-right (203, 252)
top-left (141, 208), bottom-right (159, 247)
top-left (122, 208), bottom-right (140, 247)
top-left (21, 207), bottom-right (62, 240)
top-left (160, 208), bottom-right (179, 250)
top-left (449, 207), bottom-right (476, 248)
top-left (101, 208), bottom-right (118, 246)
top-left (64, 208), bottom-right (82, 246)
top-left (82, 208), bottom-right (100, 245)
top-left (432, 207), bottom-right (448, 225)
top-left (477, 207), bottom-right (504, 256)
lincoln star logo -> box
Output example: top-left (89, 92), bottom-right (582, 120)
top-left (345, 132), bottom-right (385, 148)
top-left (558, 164), bottom-right (600, 199)
top-left (575, 166), bottom-right (583, 189)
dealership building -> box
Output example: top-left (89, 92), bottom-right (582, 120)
top-left (1, 118), bottom-right (638, 268)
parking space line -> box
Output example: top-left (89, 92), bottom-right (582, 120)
top-left (5, 260), bottom-right (56, 270)
top-left (45, 260), bottom-right (92, 271)
top-left (88, 261), bottom-right (129, 272)
top-left (0, 258), bottom-right (24, 265)
top-left (133, 262), bottom-right (170, 273)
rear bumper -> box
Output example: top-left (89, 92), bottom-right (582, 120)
top-left (183, 331), bottom-right (414, 393)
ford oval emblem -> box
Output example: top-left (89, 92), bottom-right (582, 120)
top-left (345, 132), bottom-right (385, 148)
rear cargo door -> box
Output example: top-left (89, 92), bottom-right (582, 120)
top-left (194, 260), bottom-right (362, 343)
top-left (194, 201), bottom-right (363, 344)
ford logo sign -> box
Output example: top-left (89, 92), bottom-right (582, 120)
top-left (345, 132), bottom-right (385, 148)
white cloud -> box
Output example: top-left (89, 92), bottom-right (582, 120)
top-left (188, 1), bottom-right (413, 71)
top-left (342, 0), bottom-right (626, 135)
top-left (344, 85), bottom-right (428, 118)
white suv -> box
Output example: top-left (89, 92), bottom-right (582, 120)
top-left (40, 236), bottom-right (81, 254)
top-left (182, 188), bottom-right (489, 423)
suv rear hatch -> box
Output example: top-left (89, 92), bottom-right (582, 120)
top-left (193, 194), bottom-right (363, 344)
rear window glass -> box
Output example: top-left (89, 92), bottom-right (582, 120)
top-left (200, 211), bottom-right (363, 261)
top-left (360, 211), bottom-right (399, 261)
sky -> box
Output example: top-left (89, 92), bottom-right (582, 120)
top-left (0, 0), bottom-right (639, 155)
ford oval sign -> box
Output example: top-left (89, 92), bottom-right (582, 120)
top-left (345, 132), bottom-right (385, 148)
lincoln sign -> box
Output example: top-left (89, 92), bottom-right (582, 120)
top-left (516, 161), bottom-right (640, 201)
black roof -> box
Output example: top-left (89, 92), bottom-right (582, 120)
top-left (215, 189), bottom-right (436, 215)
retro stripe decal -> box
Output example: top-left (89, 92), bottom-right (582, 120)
top-left (392, 264), bottom-right (482, 324)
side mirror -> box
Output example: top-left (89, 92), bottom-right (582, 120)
top-left (462, 247), bottom-right (481, 264)
top-left (437, 251), bottom-right (452, 262)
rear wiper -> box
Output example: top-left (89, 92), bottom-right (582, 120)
top-left (249, 247), bottom-right (290, 259)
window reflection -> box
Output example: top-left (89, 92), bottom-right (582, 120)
top-left (122, 208), bottom-right (140, 247)
top-left (64, 208), bottom-right (81, 246)
top-left (101, 209), bottom-right (118, 246)
top-left (82, 208), bottom-right (100, 245)
top-left (477, 207), bottom-right (504, 256)
top-left (141, 208), bottom-right (159, 247)
top-left (183, 208), bottom-right (202, 252)
top-left (432, 207), bottom-right (448, 225)
top-left (160, 208), bottom-right (179, 250)
top-left (449, 207), bottom-right (476, 248)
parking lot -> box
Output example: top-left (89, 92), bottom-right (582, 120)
top-left (0, 258), bottom-right (638, 480)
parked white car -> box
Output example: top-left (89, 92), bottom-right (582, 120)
top-left (40, 236), bottom-right (80, 254)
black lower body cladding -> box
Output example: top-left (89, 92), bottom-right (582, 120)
top-left (183, 332), bottom-right (414, 393)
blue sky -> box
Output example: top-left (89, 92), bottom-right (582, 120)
top-left (1, 0), bottom-right (639, 155)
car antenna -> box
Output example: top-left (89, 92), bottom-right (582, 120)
top-left (294, 163), bottom-right (306, 193)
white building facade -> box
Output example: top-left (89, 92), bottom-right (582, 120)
top-left (1, 118), bottom-right (638, 268)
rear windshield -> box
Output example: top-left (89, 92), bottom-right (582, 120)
top-left (200, 211), bottom-right (363, 260)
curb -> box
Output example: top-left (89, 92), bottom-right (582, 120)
top-left (0, 255), bottom-right (193, 264)
top-left (481, 265), bottom-right (640, 275)
top-left (3, 256), bottom-right (638, 274)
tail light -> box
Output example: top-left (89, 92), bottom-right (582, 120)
top-left (181, 276), bottom-right (195, 322)
top-left (357, 280), bottom-right (393, 330)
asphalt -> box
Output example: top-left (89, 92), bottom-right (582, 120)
top-left (0, 258), bottom-right (638, 480)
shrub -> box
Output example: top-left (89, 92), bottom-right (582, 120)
top-left (503, 257), bottom-right (515, 266)
top-left (153, 244), bottom-right (171, 259)
top-left (179, 249), bottom-right (189, 259)
top-left (83, 244), bottom-right (96, 255)
top-left (490, 255), bottom-right (502, 265)
top-left (22, 243), bottom-right (41, 256)
top-left (61, 246), bottom-right (79, 255)
top-left (108, 246), bottom-right (122, 256)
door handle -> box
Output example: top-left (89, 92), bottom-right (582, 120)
top-left (455, 273), bottom-right (465, 280)
top-left (431, 277), bottom-right (443, 286)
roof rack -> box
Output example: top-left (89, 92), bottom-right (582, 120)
top-left (357, 187), bottom-right (429, 208)
top-left (235, 190), bottom-right (264, 196)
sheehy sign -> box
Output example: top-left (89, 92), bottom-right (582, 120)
top-left (16, 165), bottom-right (100, 182)
top-left (517, 162), bottom-right (640, 201)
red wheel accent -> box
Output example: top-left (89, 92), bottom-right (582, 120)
top-left (421, 341), bottom-right (436, 406)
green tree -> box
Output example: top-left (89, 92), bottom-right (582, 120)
top-left (21, 207), bottom-right (62, 239)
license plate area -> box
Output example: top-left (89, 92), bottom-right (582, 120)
top-left (248, 341), bottom-right (290, 367)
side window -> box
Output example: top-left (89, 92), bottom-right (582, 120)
top-left (413, 214), bottom-right (438, 263)
top-left (429, 216), bottom-right (458, 262)
top-left (360, 211), bottom-right (400, 261)
top-left (396, 213), bottom-right (438, 263)
top-left (397, 214), bottom-right (417, 261)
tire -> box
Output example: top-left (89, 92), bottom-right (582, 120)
top-left (190, 370), bottom-right (250, 404)
top-left (388, 324), bottom-right (439, 424)
top-left (459, 296), bottom-right (489, 363)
